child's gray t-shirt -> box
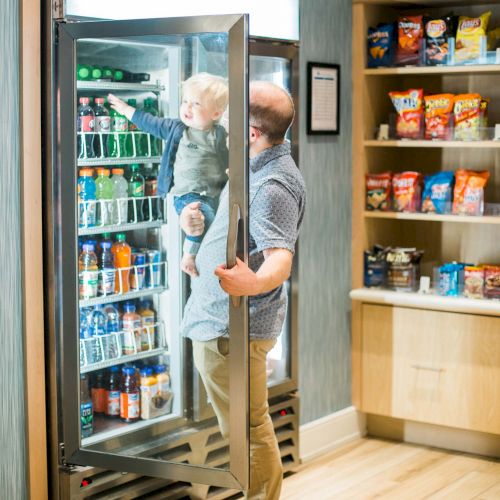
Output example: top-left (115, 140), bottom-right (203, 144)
top-left (170, 127), bottom-right (227, 198)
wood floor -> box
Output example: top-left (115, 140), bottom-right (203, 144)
top-left (280, 438), bottom-right (500, 499)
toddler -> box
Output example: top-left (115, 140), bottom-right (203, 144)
top-left (108, 73), bottom-right (229, 277)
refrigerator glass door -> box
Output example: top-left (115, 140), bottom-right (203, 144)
top-left (55, 15), bottom-right (249, 489)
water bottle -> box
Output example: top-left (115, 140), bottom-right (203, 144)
top-left (79, 244), bottom-right (98, 299)
top-left (103, 304), bottom-right (120, 360)
top-left (79, 307), bottom-right (94, 365)
top-left (98, 241), bottom-right (115, 296)
top-left (111, 168), bottom-right (129, 225)
top-left (89, 306), bottom-right (106, 363)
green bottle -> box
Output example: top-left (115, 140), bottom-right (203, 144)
top-left (141, 98), bottom-right (160, 156)
top-left (90, 66), bottom-right (103, 80)
top-left (113, 69), bottom-right (124, 82)
top-left (95, 168), bottom-right (114, 226)
top-left (101, 66), bottom-right (114, 80)
top-left (77, 64), bottom-right (91, 81)
top-left (127, 164), bottom-right (145, 223)
top-left (126, 99), bottom-right (141, 157)
top-left (108, 108), bottom-right (128, 158)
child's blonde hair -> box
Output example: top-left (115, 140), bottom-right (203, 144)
top-left (182, 73), bottom-right (229, 116)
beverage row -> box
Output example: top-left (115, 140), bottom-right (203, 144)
top-left (78, 164), bottom-right (162, 227)
top-left (77, 97), bottom-right (161, 159)
top-left (79, 234), bottom-right (162, 299)
top-left (80, 299), bottom-right (160, 366)
top-left (80, 362), bottom-right (173, 438)
top-left (77, 64), bottom-right (151, 83)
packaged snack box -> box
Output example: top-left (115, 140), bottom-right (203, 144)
top-left (438, 262), bottom-right (466, 296)
top-left (464, 266), bottom-right (484, 299)
top-left (364, 245), bottom-right (388, 288)
top-left (484, 265), bottom-right (500, 299)
top-left (421, 171), bottom-right (454, 214)
top-left (424, 15), bottom-right (457, 65)
top-left (367, 23), bottom-right (395, 68)
top-left (386, 247), bottom-right (424, 292)
top-left (452, 169), bottom-right (490, 215)
top-left (396, 15), bottom-right (424, 66)
top-left (392, 171), bottom-right (422, 212)
top-left (454, 93), bottom-right (482, 141)
top-left (424, 93), bottom-right (454, 140)
top-left (366, 172), bottom-right (392, 211)
top-left (455, 11), bottom-right (491, 63)
top-left (389, 89), bottom-right (424, 139)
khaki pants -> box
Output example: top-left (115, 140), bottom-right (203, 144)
top-left (192, 337), bottom-right (283, 500)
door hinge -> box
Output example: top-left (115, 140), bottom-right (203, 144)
top-left (52, 0), bottom-right (64, 20)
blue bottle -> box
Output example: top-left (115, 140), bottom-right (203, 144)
top-left (78, 169), bottom-right (97, 228)
top-left (103, 304), bottom-right (120, 359)
top-left (89, 306), bottom-right (106, 363)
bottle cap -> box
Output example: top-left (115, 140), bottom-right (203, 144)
top-left (130, 164), bottom-right (140, 170)
top-left (116, 233), bottom-right (126, 242)
top-left (123, 301), bottom-right (135, 312)
top-left (112, 168), bottom-right (124, 175)
top-left (140, 299), bottom-right (151, 309)
top-left (79, 97), bottom-right (90, 105)
top-left (122, 366), bottom-right (136, 375)
top-left (79, 168), bottom-right (94, 177)
top-left (96, 168), bottom-right (110, 176)
top-left (127, 98), bottom-right (137, 106)
top-left (82, 243), bottom-right (94, 252)
top-left (140, 367), bottom-right (154, 377)
top-left (109, 365), bottom-right (120, 373)
top-left (101, 241), bottom-right (112, 249)
top-left (154, 364), bottom-right (167, 374)
top-left (102, 233), bottom-right (111, 239)
top-left (95, 97), bottom-right (105, 104)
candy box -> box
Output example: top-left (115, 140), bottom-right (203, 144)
top-left (421, 171), bottom-right (454, 214)
top-left (366, 172), bottom-right (392, 211)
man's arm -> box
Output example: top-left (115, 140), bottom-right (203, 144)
top-left (215, 249), bottom-right (292, 296)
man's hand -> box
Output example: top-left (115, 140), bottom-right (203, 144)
top-left (108, 93), bottom-right (135, 120)
top-left (180, 202), bottom-right (205, 237)
top-left (214, 258), bottom-right (260, 296)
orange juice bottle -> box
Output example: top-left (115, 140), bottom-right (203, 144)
top-left (111, 233), bottom-right (131, 293)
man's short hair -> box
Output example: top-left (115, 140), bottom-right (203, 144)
top-left (182, 73), bottom-right (229, 115)
top-left (249, 83), bottom-right (295, 143)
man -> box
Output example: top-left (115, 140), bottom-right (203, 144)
top-left (180, 81), bottom-right (306, 499)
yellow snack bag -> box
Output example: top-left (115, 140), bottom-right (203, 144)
top-left (455, 11), bottom-right (491, 63)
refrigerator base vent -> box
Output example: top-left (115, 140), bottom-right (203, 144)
top-left (63, 393), bottom-right (300, 499)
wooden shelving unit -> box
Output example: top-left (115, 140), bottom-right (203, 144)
top-left (351, 0), bottom-right (500, 436)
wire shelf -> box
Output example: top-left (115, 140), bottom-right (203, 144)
top-left (77, 81), bottom-right (165, 92)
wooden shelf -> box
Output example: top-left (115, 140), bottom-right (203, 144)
top-left (365, 65), bottom-right (500, 76)
top-left (363, 211), bottom-right (500, 224)
top-left (364, 140), bottom-right (500, 148)
top-left (350, 288), bottom-right (500, 317)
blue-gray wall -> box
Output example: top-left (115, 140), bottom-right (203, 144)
top-left (298, 0), bottom-right (352, 424)
top-left (0, 0), bottom-right (27, 497)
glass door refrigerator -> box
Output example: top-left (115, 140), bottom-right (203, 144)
top-left (45, 14), bottom-right (255, 499)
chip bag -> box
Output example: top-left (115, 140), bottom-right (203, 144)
top-left (367, 23), bottom-right (395, 68)
top-left (392, 171), bottom-right (422, 212)
top-left (454, 93), bottom-right (482, 141)
top-left (424, 15), bottom-right (456, 65)
top-left (389, 89), bottom-right (424, 139)
top-left (421, 171), bottom-right (454, 214)
top-left (464, 266), bottom-right (484, 299)
top-left (455, 11), bottom-right (491, 63)
top-left (396, 15), bottom-right (424, 65)
top-left (424, 93), bottom-right (454, 140)
top-left (452, 169), bottom-right (490, 215)
top-left (366, 172), bottom-right (392, 211)
top-left (484, 265), bottom-right (500, 299)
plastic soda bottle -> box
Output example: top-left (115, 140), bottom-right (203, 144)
top-left (143, 165), bottom-right (162, 221)
top-left (101, 66), bottom-right (114, 80)
top-left (110, 168), bottom-right (128, 225)
top-left (77, 64), bottom-right (91, 81)
top-left (108, 108), bottom-right (128, 158)
top-left (113, 69), bottom-right (124, 82)
top-left (80, 374), bottom-right (93, 437)
top-left (120, 366), bottom-right (140, 422)
top-left (95, 168), bottom-right (113, 226)
top-left (111, 233), bottom-right (131, 294)
top-left (139, 300), bottom-right (156, 350)
top-left (122, 301), bottom-right (141, 355)
top-left (141, 98), bottom-right (160, 156)
top-left (78, 168), bottom-right (97, 228)
top-left (90, 66), bottom-right (103, 80)
top-left (91, 371), bottom-right (107, 415)
top-left (98, 240), bottom-right (115, 297)
top-left (79, 244), bottom-right (99, 299)
top-left (105, 366), bottom-right (121, 418)
top-left (127, 164), bottom-right (145, 223)
top-left (94, 98), bottom-right (110, 157)
top-left (140, 367), bottom-right (158, 420)
top-left (77, 97), bottom-right (95, 158)
top-left (126, 98), bottom-right (141, 157)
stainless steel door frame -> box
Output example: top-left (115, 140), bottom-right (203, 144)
top-left (249, 39), bottom-right (299, 398)
top-left (53, 14), bottom-right (249, 489)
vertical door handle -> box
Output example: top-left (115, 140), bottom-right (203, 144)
top-left (226, 203), bottom-right (241, 308)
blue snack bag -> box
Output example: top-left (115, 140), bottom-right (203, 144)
top-left (421, 171), bottom-right (454, 214)
top-left (367, 23), bottom-right (395, 68)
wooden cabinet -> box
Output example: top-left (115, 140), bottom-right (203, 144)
top-left (361, 304), bottom-right (500, 435)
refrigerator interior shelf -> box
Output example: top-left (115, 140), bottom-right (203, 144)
top-left (78, 156), bottom-right (162, 167)
top-left (77, 81), bottom-right (165, 92)
top-left (80, 286), bottom-right (167, 308)
top-left (79, 220), bottom-right (163, 236)
top-left (82, 412), bottom-right (177, 447)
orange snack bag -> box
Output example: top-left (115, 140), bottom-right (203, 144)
top-left (452, 169), bottom-right (490, 215)
top-left (389, 89), bottom-right (424, 139)
top-left (454, 93), bottom-right (482, 141)
top-left (397, 15), bottom-right (424, 65)
top-left (424, 94), bottom-right (454, 140)
top-left (392, 172), bottom-right (422, 212)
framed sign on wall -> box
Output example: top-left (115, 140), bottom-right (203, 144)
top-left (307, 62), bottom-right (340, 135)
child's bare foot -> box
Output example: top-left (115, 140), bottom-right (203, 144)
top-left (181, 253), bottom-right (198, 277)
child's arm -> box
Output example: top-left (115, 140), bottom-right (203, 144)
top-left (108, 93), bottom-right (176, 140)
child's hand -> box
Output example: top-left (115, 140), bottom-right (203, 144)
top-left (108, 93), bottom-right (135, 120)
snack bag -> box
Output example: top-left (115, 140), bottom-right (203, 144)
top-left (452, 169), bottom-right (490, 215)
top-left (454, 93), bottom-right (482, 141)
top-left (424, 15), bottom-right (456, 65)
top-left (438, 262), bottom-right (466, 296)
top-left (389, 89), bottom-right (424, 139)
top-left (364, 245), bottom-right (388, 288)
top-left (421, 171), bottom-right (454, 214)
top-left (484, 265), bottom-right (500, 299)
top-left (392, 171), bottom-right (422, 212)
top-left (424, 93), bottom-right (454, 140)
top-left (464, 266), bottom-right (484, 299)
top-left (366, 172), bottom-right (392, 211)
top-left (480, 98), bottom-right (489, 138)
top-left (386, 247), bottom-right (424, 291)
top-left (455, 12), bottom-right (491, 63)
top-left (367, 23), bottom-right (395, 68)
top-left (396, 15), bottom-right (424, 66)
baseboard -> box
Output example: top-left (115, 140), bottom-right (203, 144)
top-left (299, 406), bottom-right (367, 463)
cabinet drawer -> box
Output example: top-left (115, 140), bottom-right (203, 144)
top-left (361, 304), bottom-right (500, 434)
